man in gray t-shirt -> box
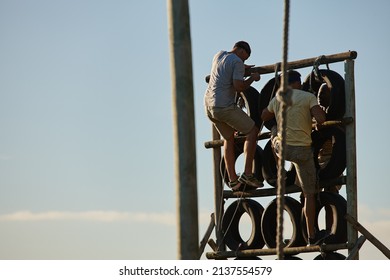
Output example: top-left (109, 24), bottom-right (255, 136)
top-left (204, 41), bottom-right (262, 191)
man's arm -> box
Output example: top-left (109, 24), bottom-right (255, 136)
top-left (261, 107), bottom-right (275, 122)
top-left (310, 105), bottom-right (326, 124)
top-left (233, 72), bottom-right (260, 92)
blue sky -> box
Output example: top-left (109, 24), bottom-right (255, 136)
top-left (0, 0), bottom-right (389, 260)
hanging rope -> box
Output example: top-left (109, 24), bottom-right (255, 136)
top-left (275, 0), bottom-right (291, 260)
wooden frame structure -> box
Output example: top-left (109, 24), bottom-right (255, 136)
top-left (202, 50), bottom-right (365, 259)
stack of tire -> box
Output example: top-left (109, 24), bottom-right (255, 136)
top-left (220, 69), bottom-right (348, 259)
top-left (221, 193), bottom-right (347, 259)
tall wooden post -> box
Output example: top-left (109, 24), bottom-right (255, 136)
top-left (167, 0), bottom-right (199, 259)
top-left (212, 126), bottom-right (224, 251)
top-left (344, 59), bottom-right (358, 259)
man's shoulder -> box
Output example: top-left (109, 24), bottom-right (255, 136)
top-left (216, 50), bottom-right (227, 56)
top-left (224, 51), bottom-right (240, 62)
top-left (293, 89), bottom-right (316, 98)
top-left (293, 88), bottom-right (312, 94)
top-left (213, 50), bottom-right (226, 60)
top-left (214, 51), bottom-right (239, 63)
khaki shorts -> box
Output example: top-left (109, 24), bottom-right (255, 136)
top-left (206, 105), bottom-right (254, 140)
top-left (273, 138), bottom-right (318, 194)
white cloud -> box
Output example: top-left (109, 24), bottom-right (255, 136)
top-left (0, 209), bottom-right (214, 226)
top-left (0, 210), bottom-right (176, 225)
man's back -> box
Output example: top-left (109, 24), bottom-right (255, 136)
top-left (204, 51), bottom-right (244, 108)
top-left (268, 89), bottom-right (317, 146)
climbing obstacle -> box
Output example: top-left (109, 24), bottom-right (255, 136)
top-left (200, 50), bottom-right (389, 260)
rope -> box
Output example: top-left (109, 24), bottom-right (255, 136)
top-left (275, 0), bottom-right (291, 260)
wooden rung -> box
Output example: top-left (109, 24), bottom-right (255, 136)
top-left (205, 243), bottom-right (348, 259)
top-left (222, 177), bottom-right (346, 199)
top-left (204, 132), bottom-right (271, 149)
top-left (313, 117), bottom-right (354, 129)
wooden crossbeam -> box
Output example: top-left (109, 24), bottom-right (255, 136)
top-left (345, 214), bottom-right (390, 259)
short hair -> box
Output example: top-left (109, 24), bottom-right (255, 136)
top-left (287, 70), bottom-right (301, 84)
top-left (234, 41), bottom-right (251, 56)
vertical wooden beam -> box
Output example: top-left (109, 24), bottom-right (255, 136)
top-left (344, 59), bottom-right (358, 259)
top-left (212, 126), bottom-right (224, 251)
top-left (167, 0), bottom-right (199, 259)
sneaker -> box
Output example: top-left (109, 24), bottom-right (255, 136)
top-left (307, 230), bottom-right (331, 247)
top-left (228, 179), bottom-right (243, 191)
top-left (238, 173), bottom-right (263, 188)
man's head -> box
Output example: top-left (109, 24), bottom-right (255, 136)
top-left (233, 41), bottom-right (251, 61)
top-left (286, 70), bottom-right (302, 89)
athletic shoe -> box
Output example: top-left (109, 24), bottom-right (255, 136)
top-left (228, 179), bottom-right (243, 191)
top-left (307, 230), bottom-right (331, 246)
top-left (238, 173), bottom-right (263, 188)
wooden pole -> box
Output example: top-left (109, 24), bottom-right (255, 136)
top-left (198, 213), bottom-right (215, 259)
top-left (344, 59), bottom-right (358, 259)
top-left (211, 126), bottom-right (224, 252)
top-left (346, 235), bottom-right (367, 260)
top-left (345, 214), bottom-right (390, 259)
top-left (167, 0), bottom-right (199, 260)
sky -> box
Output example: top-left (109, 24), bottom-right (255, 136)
top-left (0, 0), bottom-right (389, 260)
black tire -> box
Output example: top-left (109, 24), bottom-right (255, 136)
top-left (281, 255), bottom-right (302, 260)
top-left (222, 199), bottom-right (265, 250)
top-left (301, 192), bottom-right (347, 244)
top-left (259, 77), bottom-right (279, 130)
top-left (220, 143), bottom-right (264, 187)
top-left (262, 140), bottom-right (296, 187)
top-left (302, 69), bottom-right (345, 121)
top-left (234, 256), bottom-right (262, 260)
top-left (313, 251), bottom-right (346, 260)
top-left (240, 86), bottom-right (262, 129)
top-left (261, 196), bottom-right (306, 249)
top-left (311, 126), bottom-right (346, 180)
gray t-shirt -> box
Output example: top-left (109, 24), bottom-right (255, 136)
top-left (204, 51), bottom-right (244, 108)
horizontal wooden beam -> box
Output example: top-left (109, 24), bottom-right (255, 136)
top-left (205, 50), bottom-right (358, 82)
top-left (204, 117), bottom-right (354, 150)
top-left (222, 177), bottom-right (346, 199)
top-left (248, 51), bottom-right (358, 75)
top-left (205, 243), bottom-right (348, 259)
top-left (204, 132), bottom-right (271, 149)
top-left (317, 117), bottom-right (354, 128)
